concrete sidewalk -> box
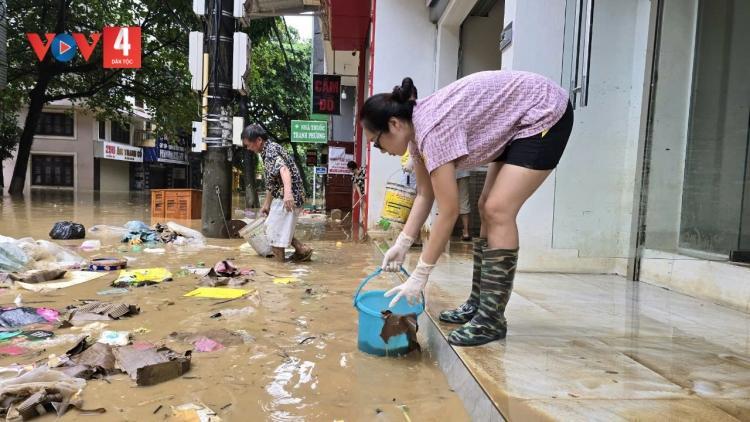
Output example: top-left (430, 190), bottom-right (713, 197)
top-left (378, 240), bottom-right (750, 421)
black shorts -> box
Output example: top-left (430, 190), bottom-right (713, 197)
top-left (494, 101), bottom-right (574, 170)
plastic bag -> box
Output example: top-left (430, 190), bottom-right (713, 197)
top-left (34, 240), bottom-right (85, 270)
top-left (124, 221), bottom-right (150, 231)
top-left (167, 222), bottom-right (205, 244)
top-left (98, 331), bottom-right (130, 346)
top-left (0, 307), bottom-right (60, 329)
top-left (0, 365), bottom-right (86, 400)
top-left (88, 225), bottom-right (132, 237)
top-left (49, 221), bottom-right (86, 240)
top-left (80, 240), bottom-right (101, 250)
top-left (0, 243), bottom-right (32, 272)
top-left (15, 241), bottom-right (52, 261)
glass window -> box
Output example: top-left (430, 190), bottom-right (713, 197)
top-left (111, 121), bottom-right (130, 144)
top-left (31, 155), bottom-right (74, 187)
top-left (98, 121), bottom-right (106, 140)
top-left (35, 112), bottom-right (74, 137)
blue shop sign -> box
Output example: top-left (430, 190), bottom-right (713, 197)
top-left (144, 136), bottom-right (189, 165)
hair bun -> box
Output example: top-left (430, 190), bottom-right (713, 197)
top-left (391, 85), bottom-right (404, 102)
top-left (391, 78), bottom-right (417, 103)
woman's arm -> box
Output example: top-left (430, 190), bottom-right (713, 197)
top-left (400, 158), bottom-right (434, 239)
top-left (420, 161), bottom-right (459, 265)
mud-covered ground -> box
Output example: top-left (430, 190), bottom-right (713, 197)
top-left (0, 191), bottom-right (469, 421)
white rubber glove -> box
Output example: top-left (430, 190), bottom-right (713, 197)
top-left (384, 258), bottom-right (435, 308)
top-left (382, 232), bottom-right (413, 272)
top-left (402, 156), bottom-right (414, 173)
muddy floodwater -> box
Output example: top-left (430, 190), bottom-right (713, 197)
top-left (0, 191), bottom-right (469, 421)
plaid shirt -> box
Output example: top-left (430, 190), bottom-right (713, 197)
top-left (261, 141), bottom-right (306, 208)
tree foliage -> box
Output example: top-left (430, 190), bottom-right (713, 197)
top-left (239, 17), bottom-right (320, 201)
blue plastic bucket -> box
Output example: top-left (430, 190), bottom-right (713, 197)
top-left (353, 268), bottom-right (425, 357)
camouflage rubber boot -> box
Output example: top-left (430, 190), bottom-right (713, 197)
top-left (448, 247), bottom-right (518, 347)
top-left (439, 238), bottom-right (486, 324)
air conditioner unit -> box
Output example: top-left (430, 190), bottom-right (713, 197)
top-left (232, 32), bottom-right (251, 94)
top-left (193, 0), bottom-right (206, 17)
top-left (232, 117), bottom-right (244, 147)
top-left (234, 0), bottom-right (251, 27)
top-left (191, 121), bottom-right (203, 153)
top-left (189, 32), bottom-right (204, 92)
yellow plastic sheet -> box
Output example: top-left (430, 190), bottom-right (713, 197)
top-left (273, 278), bottom-right (298, 284)
top-left (183, 287), bottom-right (252, 299)
top-left (117, 268), bottom-right (172, 283)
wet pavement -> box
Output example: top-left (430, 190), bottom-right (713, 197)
top-left (390, 241), bottom-right (750, 422)
top-left (0, 191), bottom-right (469, 421)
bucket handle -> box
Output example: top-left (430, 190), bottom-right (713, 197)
top-left (353, 267), bottom-right (426, 307)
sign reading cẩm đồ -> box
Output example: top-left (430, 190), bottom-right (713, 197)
top-left (311, 74), bottom-right (341, 115)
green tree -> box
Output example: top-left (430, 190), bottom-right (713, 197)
top-left (238, 17), bottom-right (318, 207)
top-left (0, 109), bottom-right (21, 188)
top-left (2, 0), bottom-right (199, 194)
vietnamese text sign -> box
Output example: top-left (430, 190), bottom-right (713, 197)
top-left (315, 166), bottom-right (327, 175)
top-left (291, 120), bottom-right (328, 143)
top-left (312, 74), bottom-right (341, 115)
top-left (96, 141), bottom-right (143, 162)
top-left (328, 146), bottom-right (353, 175)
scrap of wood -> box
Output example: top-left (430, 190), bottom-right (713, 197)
top-left (137, 395), bottom-right (175, 406)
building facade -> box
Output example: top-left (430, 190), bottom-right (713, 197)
top-left (321, 0), bottom-right (750, 312)
top-left (3, 99), bottom-right (194, 193)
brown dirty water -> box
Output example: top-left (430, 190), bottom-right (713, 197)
top-left (0, 191), bottom-right (469, 422)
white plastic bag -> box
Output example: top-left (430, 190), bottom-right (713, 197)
top-left (98, 331), bottom-right (130, 346)
top-left (167, 222), bottom-right (205, 244)
top-left (80, 240), bottom-right (101, 250)
top-left (0, 242), bottom-right (33, 272)
top-left (88, 225), bottom-right (132, 237)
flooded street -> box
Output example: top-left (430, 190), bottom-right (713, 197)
top-left (0, 191), bottom-right (469, 422)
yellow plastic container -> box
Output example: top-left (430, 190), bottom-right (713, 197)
top-left (380, 182), bottom-right (417, 224)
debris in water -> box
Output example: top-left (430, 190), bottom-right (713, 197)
top-left (154, 405), bottom-right (163, 414)
top-left (197, 260), bottom-right (252, 287)
top-left (97, 288), bottom-right (131, 295)
top-left (194, 338), bottom-right (225, 352)
top-left (113, 268), bottom-right (172, 287)
top-left (133, 327), bottom-right (151, 334)
top-left (0, 306), bottom-right (60, 328)
top-left (172, 402), bottom-right (223, 422)
top-left (183, 287), bottom-right (252, 299)
top-left (380, 310), bottom-right (420, 354)
top-left (71, 322), bottom-right (109, 332)
top-left (69, 301), bottom-right (140, 321)
top-left (113, 346), bottom-right (192, 386)
top-left (273, 277), bottom-right (297, 284)
top-left (0, 345), bottom-right (26, 355)
top-left (137, 394), bottom-right (175, 406)
top-left (98, 331), bottom-right (130, 346)
top-left (0, 366), bottom-right (103, 420)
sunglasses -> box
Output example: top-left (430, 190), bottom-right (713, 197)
top-left (372, 131), bottom-right (383, 150)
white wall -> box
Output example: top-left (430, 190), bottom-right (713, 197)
top-left (99, 159), bottom-right (130, 192)
top-left (11, 106), bottom-right (97, 192)
top-left (548, 0), bottom-right (650, 265)
top-left (460, 0), bottom-right (504, 76)
top-left (367, 0), bottom-right (437, 228)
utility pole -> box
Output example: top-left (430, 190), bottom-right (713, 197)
top-left (201, 0), bottom-right (234, 238)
